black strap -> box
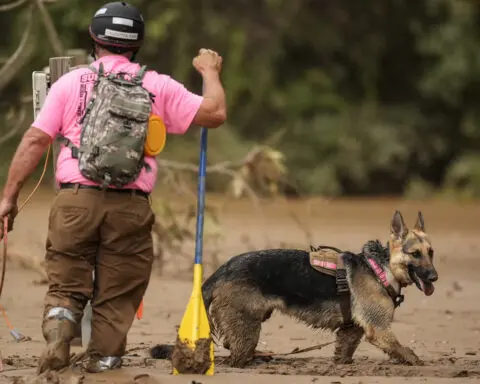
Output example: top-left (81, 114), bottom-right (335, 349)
top-left (98, 62), bottom-right (104, 77)
top-left (336, 270), bottom-right (353, 326)
top-left (338, 296), bottom-right (353, 328)
top-left (336, 269), bottom-right (349, 295)
top-left (143, 160), bottom-right (152, 172)
top-left (58, 136), bottom-right (79, 158)
top-left (387, 286), bottom-right (404, 308)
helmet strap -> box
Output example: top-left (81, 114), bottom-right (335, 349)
top-left (90, 40), bottom-right (97, 61)
top-left (130, 49), bottom-right (139, 62)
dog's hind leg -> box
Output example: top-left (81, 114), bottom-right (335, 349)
top-left (221, 309), bottom-right (271, 351)
top-left (364, 326), bottom-right (423, 366)
top-left (209, 283), bottom-right (270, 368)
top-left (218, 309), bottom-right (261, 368)
top-left (333, 325), bottom-right (364, 364)
top-left (228, 316), bottom-right (261, 368)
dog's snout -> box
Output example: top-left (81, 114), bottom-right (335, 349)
top-left (428, 271), bottom-right (438, 282)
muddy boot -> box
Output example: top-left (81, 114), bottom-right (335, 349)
top-left (86, 356), bottom-right (122, 373)
top-left (37, 307), bottom-right (77, 374)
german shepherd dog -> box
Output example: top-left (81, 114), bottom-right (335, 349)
top-left (179, 210), bottom-right (438, 368)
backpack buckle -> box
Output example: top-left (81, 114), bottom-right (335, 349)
top-left (71, 147), bottom-right (79, 159)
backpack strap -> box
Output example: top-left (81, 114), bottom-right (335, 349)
top-left (142, 160), bottom-right (152, 172)
top-left (57, 136), bottom-right (80, 159)
top-left (88, 62), bottom-right (105, 79)
top-left (133, 65), bottom-right (148, 84)
top-left (98, 62), bottom-right (105, 77)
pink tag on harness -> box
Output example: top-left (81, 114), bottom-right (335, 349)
top-left (368, 259), bottom-right (389, 287)
top-left (312, 260), bottom-right (337, 270)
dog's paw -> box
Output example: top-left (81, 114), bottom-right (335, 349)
top-left (388, 357), bottom-right (403, 365)
top-left (399, 347), bottom-right (423, 366)
top-left (390, 357), bottom-right (423, 366)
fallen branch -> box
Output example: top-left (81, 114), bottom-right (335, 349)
top-left (0, 0), bottom-right (28, 12)
top-left (253, 341), bottom-right (335, 357)
top-left (158, 158), bottom-right (245, 174)
top-left (152, 146), bottom-right (293, 271)
top-left (158, 155), bottom-right (273, 246)
top-left (158, 158), bottom-right (262, 205)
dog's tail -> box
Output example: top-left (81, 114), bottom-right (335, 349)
top-left (149, 279), bottom-right (217, 360)
top-left (150, 273), bottom-right (221, 360)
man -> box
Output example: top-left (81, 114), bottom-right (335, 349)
top-left (0, 1), bottom-right (226, 374)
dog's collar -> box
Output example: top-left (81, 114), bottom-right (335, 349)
top-left (367, 258), bottom-right (405, 308)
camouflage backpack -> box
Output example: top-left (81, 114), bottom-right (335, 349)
top-left (60, 62), bottom-right (153, 188)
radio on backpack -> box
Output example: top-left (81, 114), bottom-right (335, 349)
top-left (59, 63), bottom-right (153, 188)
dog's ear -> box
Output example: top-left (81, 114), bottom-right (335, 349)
top-left (391, 210), bottom-right (408, 238)
top-left (414, 211), bottom-right (425, 232)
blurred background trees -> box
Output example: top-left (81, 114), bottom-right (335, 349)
top-left (1, 0), bottom-right (479, 198)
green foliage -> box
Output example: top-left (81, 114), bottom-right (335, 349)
top-left (443, 154), bottom-right (480, 199)
top-left (278, 105), bottom-right (425, 195)
top-left (0, 0), bottom-right (479, 198)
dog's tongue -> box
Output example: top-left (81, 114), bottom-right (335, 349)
top-left (424, 283), bottom-right (435, 296)
top-left (419, 279), bottom-right (435, 296)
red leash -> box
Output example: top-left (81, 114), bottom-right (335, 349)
top-left (0, 217), bottom-right (7, 300)
top-left (0, 216), bottom-right (28, 344)
top-left (0, 217), bottom-right (7, 372)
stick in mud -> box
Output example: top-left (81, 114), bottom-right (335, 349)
top-left (172, 337), bottom-right (212, 374)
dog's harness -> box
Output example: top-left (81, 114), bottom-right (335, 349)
top-left (309, 245), bottom-right (405, 329)
top-left (309, 245), bottom-right (352, 327)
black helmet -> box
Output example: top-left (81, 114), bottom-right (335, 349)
top-left (89, 1), bottom-right (144, 50)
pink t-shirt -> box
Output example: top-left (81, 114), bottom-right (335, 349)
top-left (33, 55), bottom-right (203, 193)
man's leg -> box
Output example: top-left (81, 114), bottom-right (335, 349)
top-left (38, 188), bottom-right (102, 374)
top-left (87, 192), bottom-right (154, 372)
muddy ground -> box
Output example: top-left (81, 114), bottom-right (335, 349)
top-left (0, 188), bottom-right (479, 383)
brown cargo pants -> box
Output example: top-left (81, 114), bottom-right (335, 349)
top-left (43, 185), bottom-right (155, 358)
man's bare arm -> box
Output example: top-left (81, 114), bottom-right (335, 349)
top-left (192, 69), bottom-right (227, 128)
top-left (190, 49), bottom-right (227, 128)
top-left (2, 127), bottom-right (52, 201)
